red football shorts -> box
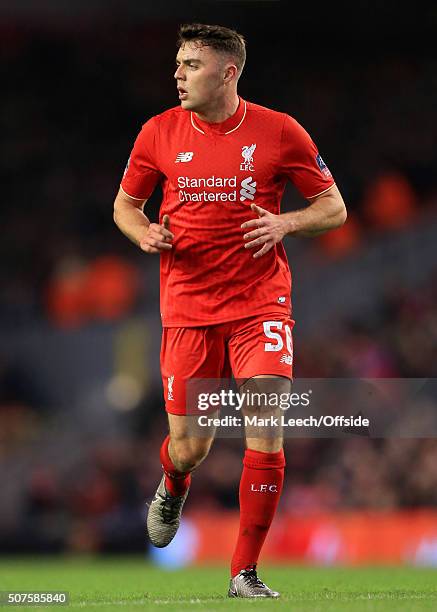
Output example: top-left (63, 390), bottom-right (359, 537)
top-left (160, 313), bottom-right (295, 415)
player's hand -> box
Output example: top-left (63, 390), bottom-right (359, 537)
top-left (140, 215), bottom-right (174, 253)
top-left (241, 204), bottom-right (287, 258)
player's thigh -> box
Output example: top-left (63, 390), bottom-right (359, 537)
top-left (228, 313), bottom-right (295, 381)
top-left (227, 314), bottom-right (294, 451)
top-left (160, 325), bottom-right (229, 415)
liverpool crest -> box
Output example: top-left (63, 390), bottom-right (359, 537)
top-left (240, 144), bottom-right (256, 171)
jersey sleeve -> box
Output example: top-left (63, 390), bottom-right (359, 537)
top-left (279, 115), bottom-right (335, 199)
top-left (120, 117), bottom-right (162, 200)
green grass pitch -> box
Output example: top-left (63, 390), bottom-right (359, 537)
top-left (1, 557), bottom-right (437, 611)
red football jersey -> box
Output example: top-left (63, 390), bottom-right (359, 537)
top-left (121, 98), bottom-right (335, 327)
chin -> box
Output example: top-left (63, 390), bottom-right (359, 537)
top-left (180, 99), bottom-right (196, 111)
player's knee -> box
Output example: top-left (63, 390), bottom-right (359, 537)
top-left (171, 437), bottom-right (212, 471)
top-left (246, 438), bottom-right (283, 453)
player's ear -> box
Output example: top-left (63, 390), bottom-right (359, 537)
top-left (223, 63), bottom-right (238, 84)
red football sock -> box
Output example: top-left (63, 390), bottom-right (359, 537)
top-left (159, 435), bottom-right (191, 497)
top-left (231, 448), bottom-right (285, 577)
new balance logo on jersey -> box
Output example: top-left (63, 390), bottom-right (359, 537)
top-left (167, 375), bottom-right (175, 401)
top-left (240, 176), bottom-right (257, 202)
top-left (175, 152), bottom-right (194, 163)
top-left (280, 354), bottom-right (293, 365)
top-left (240, 144), bottom-right (256, 171)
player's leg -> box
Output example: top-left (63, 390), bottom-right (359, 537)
top-left (228, 374), bottom-right (287, 598)
top-left (147, 325), bottom-right (224, 548)
top-left (227, 315), bottom-right (293, 597)
top-left (147, 412), bottom-right (215, 548)
top-left (161, 412), bottom-right (214, 496)
top-left (161, 413), bottom-right (214, 478)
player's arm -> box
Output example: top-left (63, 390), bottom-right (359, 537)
top-left (281, 183), bottom-right (347, 237)
top-left (113, 188), bottom-right (173, 253)
top-left (115, 117), bottom-right (172, 253)
top-left (242, 113), bottom-right (347, 257)
top-left (241, 186), bottom-right (346, 258)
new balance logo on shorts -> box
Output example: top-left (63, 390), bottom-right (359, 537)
top-left (280, 354), bottom-right (293, 365)
top-left (175, 152), bottom-right (194, 163)
top-left (240, 176), bottom-right (257, 202)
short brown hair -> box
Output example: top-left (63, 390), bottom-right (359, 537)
top-left (177, 23), bottom-right (246, 75)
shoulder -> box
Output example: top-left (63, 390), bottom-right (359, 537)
top-left (134, 107), bottom-right (186, 142)
top-left (146, 105), bottom-right (186, 128)
top-left (246, 100), bottom-right (287, 126)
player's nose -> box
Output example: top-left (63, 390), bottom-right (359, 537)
top-left (174, 65), bottom-right (185, 80)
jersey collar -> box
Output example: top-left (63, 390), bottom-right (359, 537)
top-left (190, 97), bottom-right (247, 136)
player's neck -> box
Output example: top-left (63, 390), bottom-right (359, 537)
top-left (194, 93), bottom-right (240, 124)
